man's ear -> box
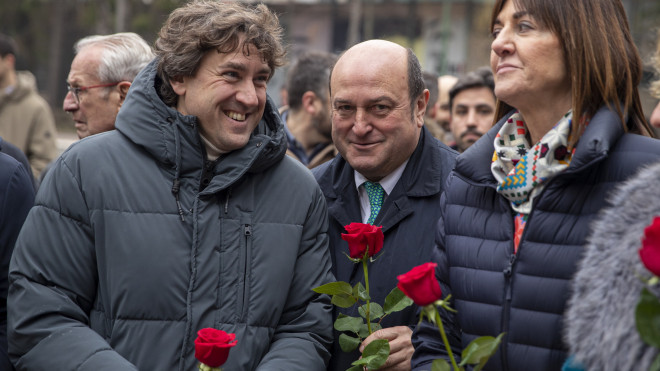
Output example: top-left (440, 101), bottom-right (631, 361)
top-left (302, 91), bottom-right (319, 114)
top-left (415, 90), bottom-right (430, 127)
top-left (170, 77), bottom-right (186, 96)
top-left (117, 81), bottom-right (132, 107)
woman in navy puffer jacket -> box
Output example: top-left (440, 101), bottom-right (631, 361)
top-left (411, 0), bottom-right (660, 370)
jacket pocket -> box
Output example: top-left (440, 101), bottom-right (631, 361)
top-left (237, 223), bottom-right (252, 322)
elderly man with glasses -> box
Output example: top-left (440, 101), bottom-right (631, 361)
top-left (63, 32), bottom-right (154, 140)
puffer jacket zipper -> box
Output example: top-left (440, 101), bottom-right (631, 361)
top-left (498, 153), bottom-right (606, 370)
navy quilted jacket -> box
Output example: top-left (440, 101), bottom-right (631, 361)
top-left (412, 107), bottom-right (660, 371)
top-left (314, 128), bottom-right (457, 371)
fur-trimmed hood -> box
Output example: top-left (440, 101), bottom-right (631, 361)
top-left (565, 160), bottom-right (660, 370)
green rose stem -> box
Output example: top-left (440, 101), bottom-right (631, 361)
top-left (198, 363), bottom-right (221, 371)
top-left (362, 248), bottom-right (372, 335)
top-left (433, 307), bottom-right (459, 370)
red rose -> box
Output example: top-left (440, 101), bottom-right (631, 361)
top-left (194, 328), bottom-right (238, 368)
top-left (640, 216), bottom-right (660, 277)
top-left (397, 262), bottom-right (442, 306)
top-left (341, 223), bottom-right (384, 259)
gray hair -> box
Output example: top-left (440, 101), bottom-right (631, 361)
top-left (75, 32), bottom-right (154, 83)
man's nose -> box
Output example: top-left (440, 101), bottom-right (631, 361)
top-left (236, 81), bottom-right (259, 107)
top-left (63, 91), bottom-right (78, 112)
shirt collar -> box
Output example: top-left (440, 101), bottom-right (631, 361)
top-left (199, 132), bottom-right (228, 161)
top-left (354, 159), bottom-right (410, 195)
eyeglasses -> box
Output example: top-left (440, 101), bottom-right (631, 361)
top-left (66, 82), bottom-right (120, 104)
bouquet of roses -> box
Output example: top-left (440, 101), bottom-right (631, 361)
top-left (313, 223), bottom-right (414, 371)
top-left (397, 262), bottom-right (503, 371)
top-left (194, 328), bottom-right (238, 371)
top-left (636, 217), bottom-right (660, 369)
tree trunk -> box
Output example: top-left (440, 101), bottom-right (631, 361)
top-left (115, 0), bottom-right (128, 32)
top-left (46, 0), bottom-right (66, 107)
top-left (346, 0), bottom-right (362, 48)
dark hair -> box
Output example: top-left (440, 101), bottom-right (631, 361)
top-left (407, 48), bottom-right (425, 119)
top-left (286, 51), bottom-right (337, 110)
top-left (0, 33), bottom-right (17, 58)
top-left (490, 0), bottom-right (653, 146)
top-left (155, 0), bottom-right (286, 106)
top-left (422, 70), bottom-right (439, 116)
top-left (449, 66), bottom-right (495, 112)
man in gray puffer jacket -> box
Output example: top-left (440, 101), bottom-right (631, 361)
top-left (7, 1), bottom-right (334, 370)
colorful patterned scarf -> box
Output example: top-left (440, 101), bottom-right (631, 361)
top-left (492, 110), bottom-right (576, 215)
top-left (492, 111), bottom-right (580, 252)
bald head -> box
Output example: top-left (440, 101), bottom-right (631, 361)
top-left (331, 40), bottom-right (408, 100)
top-left (439, 75), bottom-right (459, 89)
top-left (338, 39), bottom-right (407, 66)
top-left (331, 40), bottom-right (425, 115)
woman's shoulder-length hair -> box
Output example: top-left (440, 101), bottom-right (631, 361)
top-left (489, 0), bottom-right (654, 146)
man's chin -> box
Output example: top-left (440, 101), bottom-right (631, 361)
top-left (461, 134), bottom-right (482, 145)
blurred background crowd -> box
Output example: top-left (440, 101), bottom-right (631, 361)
top-left (1, 0), bottom-right (659, 143)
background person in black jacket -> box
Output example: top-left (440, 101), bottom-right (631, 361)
top-left (411, 0), bottom-right (660, 370)
top-left (0, 137), bottom-right (35, 190)
top-left (0, 151), bottom-right (34, 371)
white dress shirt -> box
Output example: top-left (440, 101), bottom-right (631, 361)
top-left (354, 159), bottom-right (409, 224)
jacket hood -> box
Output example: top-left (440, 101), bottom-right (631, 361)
top-left (0, 71), bottom-right (38, 106)
top-left (115, 58), bottom-right (287, 193)
top-left (454, 106), bottom-right (625, 185)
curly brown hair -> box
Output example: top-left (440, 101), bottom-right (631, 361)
top-left (154, 0), bottom-right (286, 107)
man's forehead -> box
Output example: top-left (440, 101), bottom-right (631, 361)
top-left (219, 42), bottom-right (269, 61)
top-left (331, 68), bottom-right (406, 95)
top-left (68, 64), bottom-right (100, 85)
top-left (213, 46), bottom-right (271, 73)
top-left (69, 48), bottom-right (102, 81)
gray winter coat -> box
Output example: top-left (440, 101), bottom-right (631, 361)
top-left (411, 106), bottom-right (660, 371)
top-left (7, 59), bottom-right (334, 370)
top-left (564, 160), bottom-right (660, 371)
